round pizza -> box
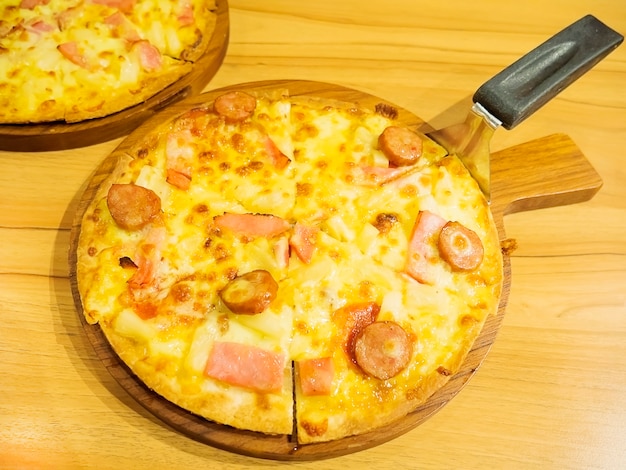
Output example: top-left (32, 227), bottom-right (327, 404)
top-left (0, 0), bottom-right (218, 124)
top-left (74, 88), bottom-right (504, 444)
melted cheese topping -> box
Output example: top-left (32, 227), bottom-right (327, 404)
top-left (76, 93), bottom-right (503, 442)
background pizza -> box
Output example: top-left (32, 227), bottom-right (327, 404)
top-left (0, 0), bottom-right (219, 124)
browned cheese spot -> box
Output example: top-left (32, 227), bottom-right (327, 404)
top-left (400, 184), bottom-right (418, 198)
top-left (501, 238), bottom-right (518, 256)
top-left (230, 133), bottom-right (246, 153)
top-left (296, 182), bottom-right (314, 197)
top-left (301, 418), bottom-right (329, 438)
top-left (374, 102), bottom-right (399, 120)
top-left (373, 213), bottom-right (398, 234)
top-left (198, 150), bottom-right (216, 162)
top-left (459, 314), bottom-right (478, 328)
top-left (170, 282), bottom-right (193, 303)
top-left (212, 243), bottom-right (230, 261)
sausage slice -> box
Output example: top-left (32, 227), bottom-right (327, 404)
top-left (219, 270), bottom-right (278, 314)
top-left (213, 91), bottom-right (257, 123)
top-left (438, 221), bottom-right (484, 271)
top-left (106, 183), bottom-right (161, 231)
top-left (354, 321), bottom-right (412, 380)
top-left (378, 126), bottom-right (423, 166)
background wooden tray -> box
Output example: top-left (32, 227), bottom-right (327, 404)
top-left (0, 0), bottom-right (229, 153)
top-left (68, 80), bottom-right (603, 460)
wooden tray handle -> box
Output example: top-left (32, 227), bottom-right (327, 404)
top-left (490, 133), bottom-right (603, 218)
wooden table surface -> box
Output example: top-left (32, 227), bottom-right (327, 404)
top-left (1, 1), bottom-right (625, 468)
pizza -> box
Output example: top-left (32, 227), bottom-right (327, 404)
top-left (74, 88), bottom-right (504, 444)
top-left (0, 0), bottom-right (217, 124)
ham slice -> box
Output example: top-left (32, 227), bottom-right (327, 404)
top-left (404, 210), bottom-right (447, 284)
top-left (131, 40), bottom-right (162, 71)
top-left (263, 135), bottom-right (291, 169)
top-left (104, 11), bottom-right (141, 42)
top-left (19, 0), bottom-right (51, 9)
top-left (214, 213), bottom-right (290, 238)
top-left (289, 223), bottom-right (318, 264)
top-left (91, 0), bottom-right (137, 13)
top-left (177, 0), bottom-right (195, 26)
top-left (348, 164), bottom-right (413, 187)
top-left (127, 225), bottom-right (166, 291)
top-left (165, 130), bottom-right (194, 189)
top-left (298, 357), bottom-right (334, 396)
top-left (204, 342), bottom-right (286, 393)
top-left (57, 42), bottom-right (89, 68)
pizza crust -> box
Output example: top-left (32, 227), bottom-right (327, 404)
top-left (62, 60), bottom-right (193, 123)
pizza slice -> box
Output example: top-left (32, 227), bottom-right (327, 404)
top-left (285, 160), bottom-right (501, 444)
top-left (280, 98), bottom-right (501, 443)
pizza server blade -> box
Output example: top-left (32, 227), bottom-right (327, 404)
top-left (426, 14), bottom-right (623, 201)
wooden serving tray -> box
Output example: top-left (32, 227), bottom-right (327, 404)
top-left (68, 80), bottom-right (603, 460)
top-left (0, 0), bottom-right (229, 153)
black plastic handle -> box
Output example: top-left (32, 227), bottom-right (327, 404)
top-left (473, 15), bottom-right (623, 130)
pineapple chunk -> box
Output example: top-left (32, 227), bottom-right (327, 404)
top-left (324, 215), bottom-right (356, 242)
top-left (355, 222), bottom-right (379, 253)
top-left (150, 338), bottom-right (186, 358)
top-left (114, 309), bottom-right (157, 342)
top-left (135, 164), bottom-right (171, 203)
top-left (233, 304), bottom-right (293, 340)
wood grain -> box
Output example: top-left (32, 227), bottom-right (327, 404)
top-left (2, 1), bottom-right (624, 467)
top-left (0, 0), bottom-right (230, 153)
top-left (68, 81), bottom-right (601, 460)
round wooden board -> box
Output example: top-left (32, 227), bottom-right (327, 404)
top-left (68, 80), bottom-right (603, 460)
top-left (0, 0), bottom-right (229, 153)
